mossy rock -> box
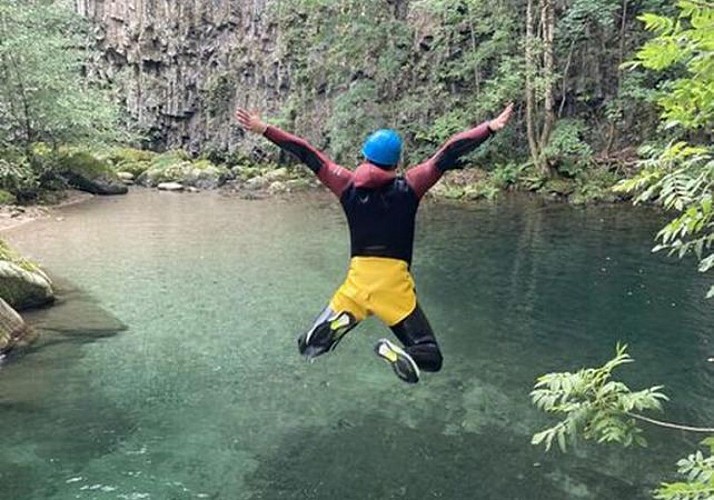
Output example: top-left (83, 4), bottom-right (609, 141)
top-left (115, 160), bottom-right (151, 177)
top-left (106, 147), bottom-right (157, 165)
top-left (0, 240), bottom-right (39, 273)
top-left (0, 260), bottom-right (54, 310)
top-left (149, 150), bottom-right (190, 170)
top-left (463, 182), bottom-right (500, 201)
top-left (58, 151), bottom-right (128, 195)
top-left (138, 158), bottom-right (230, 189)
top-left (285, 178), bottom-right (313, 191)
top-left (0, 297), bottom-right (30, 354)
top-left (543, 178), bottom-right (576, 196)
top-left (571, 186), bottom-right (618, 205)
top-left (231, 166), bottom-right (265, 181)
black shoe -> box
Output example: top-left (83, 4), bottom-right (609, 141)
top-left (298, 311), bottom-right (354, 359)
top-left (374, 338), bottom-right (420, 384)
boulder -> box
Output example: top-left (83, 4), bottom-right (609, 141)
top-left (244, 176), bottom-right (270, 190)
top-left (116, 171), bottom-right (134, 180)
top-left (60, 151), bottom-right (128, 195)
top-left (157, 182), bottom-right (184, 191)
top-left (0, 297), bottom-right (30, 355)
top-left (0, 261), bottom-right (54, 310)
top-left (64, 170), bottom-right (129, 195)
top-left (268, 181), bottom-right (288, 194)
top-left (183, 165), bottom-right (229, 189)
top-left (137, 157), bottom-right (230, 189)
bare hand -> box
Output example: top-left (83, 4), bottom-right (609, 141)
top-left (235, 107), bottom-right (268, 134)
top-left (488, 103), bottom-right (514, 132)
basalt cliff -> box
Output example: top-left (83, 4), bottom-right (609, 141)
top-left (75, 0), bottom-right (287, 156)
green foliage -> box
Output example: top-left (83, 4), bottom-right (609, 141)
top-left (0, 189), bottom-right (15, 205)
top-left (57, 151), bottom-right (114, 179)
top-left (543, 178), bottom-right (576, 197)
top-left (632, 2), bottom-right (714, 130)
top-left (0, 0), bottom-right (133, 201)
top-left (203, 72), bottom-right (237, 117)
top-left (617, 0), bottom-right (714, 297)
top-left (489, 163), bottom-right (526, 190)
top-left (654, 438), bottom-right (714, 500)
top-left (531, 343), bottom-right (669, 452)
top-left (0, 157), bottom-right (40, 203)
top-left (272, 0), bottom-right (523, 166)
top-left (0, 0), bottom-right (128, 148)
top-left (571, 167), bottom-right (620, 204)
top-left (103, 147), bottom-right (156, 165)
top-left (543, 119), bottom-right (594, 178)
top-left (95, 147), bottom-right (157, 177)
top-left (616, 144), bottom-right (714, 295)
top-left (149, 150), bottom-right (191, 170)
top-left (326, 80), bottom-right (383, 162)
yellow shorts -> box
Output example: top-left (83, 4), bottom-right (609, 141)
top-left (329, 256), bottom-right (417, 327)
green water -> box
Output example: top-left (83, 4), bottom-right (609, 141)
top-left (1, 190), bottom-right (712, 500)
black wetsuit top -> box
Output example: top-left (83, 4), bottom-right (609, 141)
top-left (262, 122), bottom-right (493, 265)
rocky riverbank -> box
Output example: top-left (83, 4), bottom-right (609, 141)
top-left (0, 191), bottom-right (96, 358)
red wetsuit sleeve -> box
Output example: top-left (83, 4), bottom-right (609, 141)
top-left (406, 121), bottom-right (493, 199)
top-left (263, 125), bottom-right (353, 197)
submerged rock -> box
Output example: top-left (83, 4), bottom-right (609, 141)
top-left (0, 261), bottom-right (54, 310)
top-left (27, 279), bottom-right (126, 338)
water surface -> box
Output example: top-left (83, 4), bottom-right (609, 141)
top-left (1, 189), bottom-right (712, 500)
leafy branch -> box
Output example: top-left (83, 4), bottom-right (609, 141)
top-left (531, 344), bottom-right (714, 500)
top-left (530, 343), bottom-right (669, 452)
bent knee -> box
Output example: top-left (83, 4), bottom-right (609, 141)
top-left (410, 342), bottom-right (443, 372)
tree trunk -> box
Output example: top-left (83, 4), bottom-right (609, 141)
top-left (525, 0), bottom-right (556, 176)
top-left (525, 0), bottom-right (540, 168)
top-left (539, 0), bottom-right (555, 159)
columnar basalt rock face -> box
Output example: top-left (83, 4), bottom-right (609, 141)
top-left (76, 0), bottom-right (287, 156)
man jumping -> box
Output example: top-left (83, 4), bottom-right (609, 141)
top-left (236, 103), bottom-right (513, 383)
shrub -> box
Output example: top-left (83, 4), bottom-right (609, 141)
top-left (0, 190), bottom-right (17, 205)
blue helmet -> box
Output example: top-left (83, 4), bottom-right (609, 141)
top-left (362, 129), bottom-right (402, 168)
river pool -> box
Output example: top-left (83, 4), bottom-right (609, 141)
top-left (1, 189), bottom-right (712, 500)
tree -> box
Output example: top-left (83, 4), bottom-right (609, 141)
top-left (0, 0), bottom-right (127, 155)
top-left (614, 0), bottom-right (714, 298)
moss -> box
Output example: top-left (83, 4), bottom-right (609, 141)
top-left (0, 239), bottom-right (38, 273)
top-left (107, 147), bottom-right (156, 165)
top-left (58, 151), bottom-right (114, 179)
top-left (115, 160), bottom-right (151, 177)
top-left (542, 178), bottom-right (576, 196)
top-left (150, 150), bottom-right (190, 170)
top-left (0, 190), bottom-right (17, 205)
top-left (192, 159), bottom-right (217, 170)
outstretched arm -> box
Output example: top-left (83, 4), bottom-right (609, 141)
top-left (406, 103), bottom-right (514, 199)
top-left (235, 108), bottom-right (352, 196)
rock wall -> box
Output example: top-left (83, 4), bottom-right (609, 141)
top-left (75, 0), bottom-right (288, 156)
